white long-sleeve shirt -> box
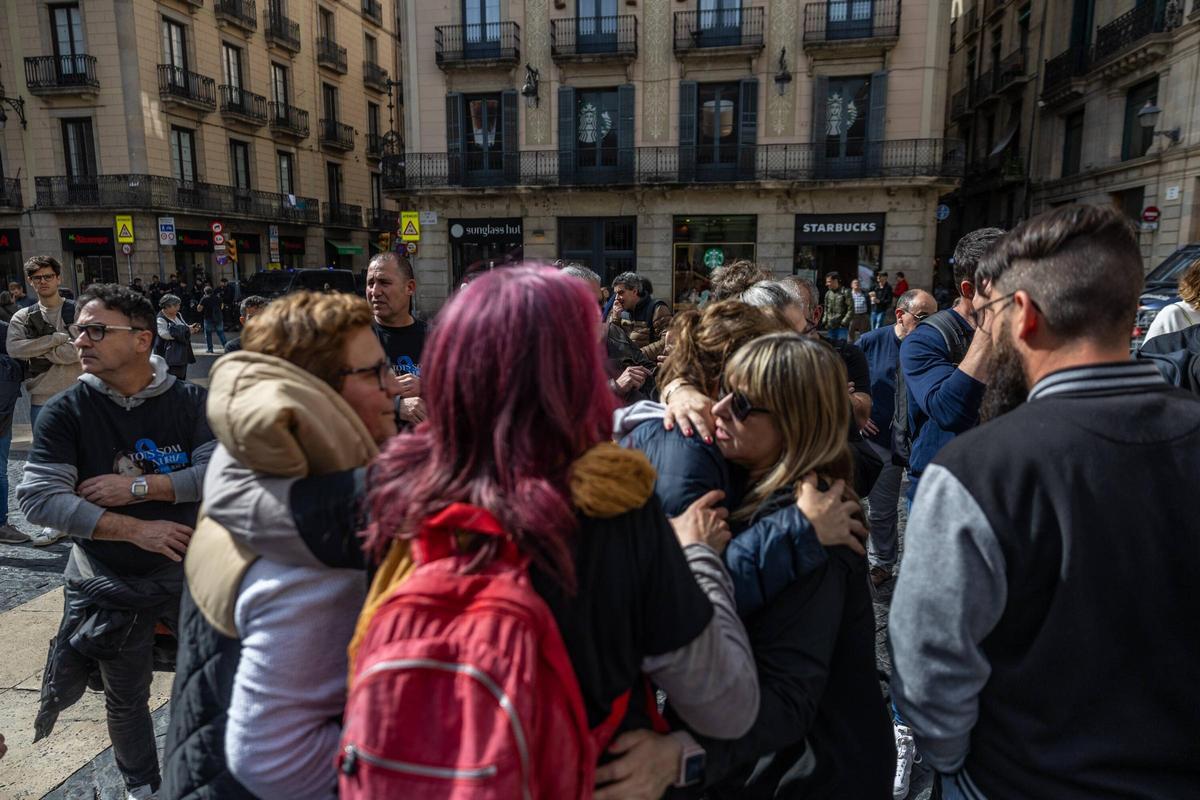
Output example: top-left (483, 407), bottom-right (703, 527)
top-left (1144, 300), bottom-right (1200, 344)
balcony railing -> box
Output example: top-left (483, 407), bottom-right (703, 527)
top-left (968, 150), bottom-right (1024, 182)
top-left (215, 0), bottom-right (257, 30)
top-left (158, 65), bottom-right (216, 110)
top-left (1094, 2), bottom-right (1164, 65)
top-left (550, 15), bottom-right (638, 59)
top-left (220, 85), bottom-right (267, 124)
top-left (323, 201), bottom-right (362, 228)
top-left (0, 177), bottom-right (21, 210)
top-left (973, 68), bottom-right (995, 101)
top-left (24, 55), bottom-right (100, 93)
top-left (435, 22), bottom-right (521, 65)
top-left (269, 101), bottom-right (309, 138)
top-left (362, 0), bottom-right (382, 25)
top-left (366, 133), bottom-right (384, 159)
top-left (367, 208), bottom-right (398, 230)
top-left (34, 174), bottom-right (319, 223)
top-left (264, 10), bottom-right (301, 52)
top-left (319, 118), bottom-right (355, 150)
top-left (983, 0), bottom-right (1006, 20)
top-left (363, 61), bottom-right (389, 91)
top-left (802, 0), bottom-right (900, 44)
top-left (951, 86), bottom-right (972, 120)
top-left (963, 5), bottom-right (979, 34)
top-left (674, 7), bottom-right (765, 52)
top-left (381, 139), bottom-right (963, 191)
top-left (1042, 47), bottom-right (1090, 99)
top-left (995, 48), bottom-right (1027, 91)
top-left (317, 37), bottom-right (348, 73)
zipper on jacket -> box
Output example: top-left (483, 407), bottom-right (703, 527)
top-left (341, 744), bottom-right (498, 780)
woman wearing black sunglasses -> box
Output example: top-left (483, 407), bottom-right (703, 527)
top-left (606, 333), bottom-right (893, 799)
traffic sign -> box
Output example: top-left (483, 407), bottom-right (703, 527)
top-left (120, 243), bottom-right (134, 256)
top-left (1141, 206), bottom-right (1161, 223)
top-left (216, 253), bottom-right (229, 266)
top-left (212, 233), bottom-right (226, 247)
top-left (210, 221), bottom-right (224, 235)
top-left (405, 241), bottom-right (418, 255)
top-left (400, 211), bottom-right (420, 242)
top-left (936, 204), bottom-right (951, 222)
top-left (115, 215), bottom-right (135, 244)
top-left (158, 216), bottom-right (176, 246)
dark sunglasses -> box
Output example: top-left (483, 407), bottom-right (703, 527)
top-left (905, 310), bottom-right (931, 321)
top-left (717, 381), bottom-right (770, 422)
top-left (338, 359), bottom-right (391, 391)
top-left (68, 323), bottom-right (147, 342)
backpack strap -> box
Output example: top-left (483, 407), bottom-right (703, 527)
top-left (415, 502), bottom-right (523, 567)
top-left (922, 310), bottom-right (970, 365)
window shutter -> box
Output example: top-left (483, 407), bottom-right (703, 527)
top-left (811, 75), bottom-right (829, 178)
top-left (501, 89), bottom-right (520, 183)
top-left (678, 80), bottom-right (698, 182)
top-left (737, 78), bottom-right (758, 179)
top-left (446, 92), bottom-right (464, 185)
top-left (867, 69), bottom-right (888, 174)
top-left (558, 85), bottom-right (577, 185)
top-left (617, 83), bottom-right (635, 183)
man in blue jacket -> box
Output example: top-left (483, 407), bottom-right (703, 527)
top-left (898, 228), bottom-right (1005, 501)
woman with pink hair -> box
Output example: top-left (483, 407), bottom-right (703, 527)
top-left (357, 265), bottom-right (759, 798)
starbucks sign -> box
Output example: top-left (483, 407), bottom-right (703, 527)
top-left (703, 248), bottom-right (725, 269)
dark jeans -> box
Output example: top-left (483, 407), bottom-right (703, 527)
top-left (101, 609), bottom-right (162, 791)
top-left (167, 364), bottom-right (188, 382)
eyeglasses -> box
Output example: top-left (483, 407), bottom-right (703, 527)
top-left (68, 323), bottom-right (147, 342)
top-left (338, 359), bottom-right (391, 391)
top-left (904, 310), bottom-right (932, 321)
top-left (28, 273), bottom-right (57, 283)
top-left (971, 292), bottom-right (1018, 332)
top-left (718, 381), bottom-right (770, 422)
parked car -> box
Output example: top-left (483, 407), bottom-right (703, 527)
top-left (241, 268), bottom-right (358, 300)
top-left (1132, 244), bottom-right (1200, 350)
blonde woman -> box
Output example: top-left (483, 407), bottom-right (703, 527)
top-left (1143, 257), bottom-right (1200, 343)
top-left (600, 334), bottom-right (892, 800)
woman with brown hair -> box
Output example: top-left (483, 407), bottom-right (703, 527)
top-left (1144, 256), bottom-right (1200, 343)
top-left (603, 334), bottom-right (893, 799)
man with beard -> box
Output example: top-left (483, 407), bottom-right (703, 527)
top-left (897, 227), bottom-right (1006, 502)
top-left (891, 204), bottom-right (1200, 800)
top-left (365, 252), bottom-right (425, 423)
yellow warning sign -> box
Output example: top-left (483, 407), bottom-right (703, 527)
top-left (399, 211), bottom-right (420, 242)
top-left (115, 215), bottom-right (135, 244)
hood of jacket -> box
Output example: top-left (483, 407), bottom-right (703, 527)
top-left (612, 399), bottom-right (665, 439)
top-left (79, 354), bottom-right (173, 409)
top-left (186, 351), bottom-right (380, 638)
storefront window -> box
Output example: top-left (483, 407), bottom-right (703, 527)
top-left (450, 218), bottom-right (523, 288)
top-left (671, 215), bottom-right (757, 309)
top-left (794, 213), bottom-right (885, 289)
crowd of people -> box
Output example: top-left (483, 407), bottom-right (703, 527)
top-left (2, 202), bottom-right (1199, 800)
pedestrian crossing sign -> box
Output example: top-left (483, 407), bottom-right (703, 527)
top-left (115, 215), bottom-right (135, 244)
top-left (400, 211), bottom-right (420, 242)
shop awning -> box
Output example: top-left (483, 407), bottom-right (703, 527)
top-left (326, 240), bottom-right (364, 255)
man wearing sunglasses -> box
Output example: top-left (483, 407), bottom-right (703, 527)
top-left (855, 289), bottom-right (938, 593)
top-left (17, 284), bottom-right (215, 800)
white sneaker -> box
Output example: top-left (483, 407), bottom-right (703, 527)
top-left (893, 723), bottom-right (915, 800)
top-left (28, 527), bottom-right (67, 547)
top-left (0, 524), bottom-right (29, 543)
top-left (125, 785), bottom-right (156, 800)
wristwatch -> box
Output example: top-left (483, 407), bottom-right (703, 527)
top-left (130, 477), bottom-right (149, 499)
top-left (671, 731), bottom-right (706, 788)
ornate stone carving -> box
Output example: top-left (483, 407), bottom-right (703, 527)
top-left (768, 0), bottom-right (799, 137)
top-left (643, 0), bottom-right (671, 141)
top-left (525, 0), bottom-right (551, 145)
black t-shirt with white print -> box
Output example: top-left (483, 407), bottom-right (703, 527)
top-left (374, 319), bottom-right (427, 377)
top-left (28, 379), bottom-right (214, 575)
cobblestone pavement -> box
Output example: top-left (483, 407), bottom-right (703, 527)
top-left (4, 342), bottom-right (933, 798)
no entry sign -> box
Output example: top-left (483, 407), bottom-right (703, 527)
top-left (1141, 206), bottom-right (1161, 223)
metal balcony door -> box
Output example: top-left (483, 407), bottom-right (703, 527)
top-left (463, 0), bottom-right (501, 59)
top-left (577, 0), bottom-right (617, 54)
top-left (827, 0), bottom-right (874, 40)
top-left (51, 5), bottom-right (85, 82)
top-left (698, 0), bottom-right (742, 48)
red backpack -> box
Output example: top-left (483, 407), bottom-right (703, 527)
top-left (338, 503), bottom-right (628, 800)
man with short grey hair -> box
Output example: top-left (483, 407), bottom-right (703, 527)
top-left (607, 270), bottom-right (671, 358)
top-left (562, 263), bottom-right (654, 403)
top-left (367, 252), bottom-right (425, 423)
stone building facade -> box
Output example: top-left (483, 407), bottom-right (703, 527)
top-left (385, 0), bottom-right (961, 312)
top-left (0, 0), bottom-right (403, 291)
top-left (942, 0), bottom-right (1200, 274)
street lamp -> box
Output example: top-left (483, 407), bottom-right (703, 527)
top-left (0, 68), bottom-right (29, 130)
top-left (1137, 100), bottom-right (1181, 145)
top-left (521, 64), bottom-right (540, 109)
top-left (774, 48), bottom-right (792, 97)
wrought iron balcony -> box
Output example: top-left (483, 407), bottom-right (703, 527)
top-left (550, 15), bottom-right (638, 60)
top-left (269, 101), bottom-right (309, 138)
top-left (802, 0), bottom-right (900, 47)
top-left (1042, 47), bottom-right (1090, 104)
top-left (264, 10), bottom-right (301, 52)
top-left (323, 201), bottom-right (362, 228)
top-left (367, 208), bottom-right (398, 230)
top-left (435, 22), bottom-right (521, 66)
top-left (24, 55), bottom-right (100, 95)
top-left (967, 150), bottom-right (1024, 184)
top-left (0, 177), bottom-right (21, 210)
top-left (674, 7), bottom-right (765, 53)
top-left (973, 68), bottom-right (995, 103)
top-left (220, 85), bottom-right (267, 125)
top-left (1093, 2), bottom-right (1167, 68)
top-left (950, 87), bottom-right (972, 121)
top-left (363, 61), bottom-right (388, 92)
top-left (317, 37), bottom-right (348, 73)
top-left (994, 48), bottom-right (1028, 92)
top-left (319, 118), bottom-right (355, 151)
top-left (33, 174), bottom-right (319, 223)
top-left (158, 65), bottom-right (216, 111)
top-left (362, 0), bottom-right (382, 25)
top-left (380, 139), bottom-right (964, 192)
top-left (365, 133), bottom-right (384, 159)
top-left (216, 0), bottom-right (257, 31)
